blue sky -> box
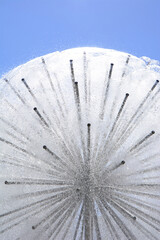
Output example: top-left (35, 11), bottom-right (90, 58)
top-left (0, 0), bottom-right (160, 76)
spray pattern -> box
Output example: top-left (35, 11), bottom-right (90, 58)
top-left (0, 48), bottom-right (160, 240)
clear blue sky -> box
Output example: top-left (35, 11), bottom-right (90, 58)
top-left (0, 0), bottom-right (160, 76)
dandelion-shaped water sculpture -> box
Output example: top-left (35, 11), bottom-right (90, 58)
top-left (0, 48), bottom-right (160, 240)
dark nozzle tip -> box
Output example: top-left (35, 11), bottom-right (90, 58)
top-left (21, 78), bottom-right (25, 81)
top-left (41, 58), bottom-right (45, 63)
top-left (70, 59), bottom-right (73, 63)
top-left (32, 226), bottom-right (35, 230)
top-left (126, 93), bottom-right (129, 97)
top-left (4, 181), bottom-right (8, 184)
top-left (76, 188), bottom-right (80, 192)
top-left (121, 160), bottom-right (125, 165)
top-left (111, 63), bottom-right (114, 66)
top-left (33, 107), bottom-right (37, 111)
top-left (43, 145), bottom-right (47, 149)
top-left (4, 78), bottom-right (8, 82)
top-left (151, 130), bottom-right (155, 134)
top-left (75, 82), bottom-right (78, 85)
top-left (87, 123), bottom-right (91, 127)
top-left (133, 216), bottom-right (136, 220)
top-left (156, 80), bottom-right (159, 83)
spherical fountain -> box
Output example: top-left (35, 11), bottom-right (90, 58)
top-left (0, 48), bottom-right (160, 239)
